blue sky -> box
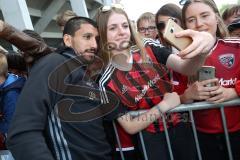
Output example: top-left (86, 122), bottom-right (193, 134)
top-left (120, 0), bottom-right (238, 21)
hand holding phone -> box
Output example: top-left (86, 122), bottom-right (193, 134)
top-left (198, 66), bottom-right (216, 87)
top-left (163, 19), bottom-right (192, 51)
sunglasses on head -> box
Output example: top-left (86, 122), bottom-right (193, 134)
top-left (157, 18), bottom-right (178, 31)
top-left (179, 0), bottom-right (217, 6)
top-left (179, 0), bottom-right (191, 5)
top-left (100, 3), bottom-right (124, 12)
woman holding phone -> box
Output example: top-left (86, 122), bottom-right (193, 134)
top-left (95, 4), bottom-right (215, 160)
top-left (180, 0), bottom-right (240, 159)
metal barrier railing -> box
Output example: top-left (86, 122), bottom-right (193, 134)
top-left (113, 98), bottom-right (240, 160)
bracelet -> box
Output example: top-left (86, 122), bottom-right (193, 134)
top-left (235, 80), bottom-right (240, 96)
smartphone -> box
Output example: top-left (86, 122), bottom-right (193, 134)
top-left (163, 19), bottom-right (192, 51)
top-left (198, 66), bottom-right (216, 87)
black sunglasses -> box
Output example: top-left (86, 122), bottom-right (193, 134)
top-left (156, 22), bottom-right (165, 31)
top-left (157, 18), bottom-right (178, 31)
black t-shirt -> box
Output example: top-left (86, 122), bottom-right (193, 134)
top-left (142, 38), bottom-right (171, 65)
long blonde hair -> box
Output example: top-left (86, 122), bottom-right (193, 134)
top-left (95, 6), bottom-right (147, 65)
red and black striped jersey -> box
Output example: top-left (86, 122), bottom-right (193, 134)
top-left (100, 39), bottom-right (180, 133)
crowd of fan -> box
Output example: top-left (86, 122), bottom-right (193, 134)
top-left (0, 1), bottom-right (240, 160)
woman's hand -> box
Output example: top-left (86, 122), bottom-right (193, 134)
top-left (207, 86), bottom-right (238, 103)
top-left (175, 29), bottom-right (215, 59)
top-left (183, 78), bottom-right (219, 101)
top-left (160, 92), bottom-right (180, 113)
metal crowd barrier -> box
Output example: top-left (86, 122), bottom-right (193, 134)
top-left (113, 98), bottom-right (240, 160)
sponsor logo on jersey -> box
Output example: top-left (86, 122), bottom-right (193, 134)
top-left (219, 54), bottom-right (235, 68)
top-left (219, 78), bottom-right (237, 86)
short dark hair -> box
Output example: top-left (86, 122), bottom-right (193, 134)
top-left (23, 29), bottom-right (45, 43)
top-left (63, 16), bottom-right (97, 36)
top-left (7, 51), bottom-right (27, 72)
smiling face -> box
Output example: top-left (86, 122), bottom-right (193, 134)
top-left (184, 2), bottom-right (218, 38)
top-left (106, 12), bottom-right (131, 56)
top-left (64, 23), bottom-right (99, 62)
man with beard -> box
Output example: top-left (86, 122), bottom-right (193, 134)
top-left (6, 17), bottom-right (125, 160)
top-left (6, 16), bottom-right (182, 160)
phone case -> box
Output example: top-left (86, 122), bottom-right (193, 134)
top-left (198, 66), bottom-right (216, 87)
top-left (163, 19), bottom-right (192, 51)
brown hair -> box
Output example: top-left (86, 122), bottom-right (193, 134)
top-left (136, 12), bottom-right (156, 29)
top-left (222, 4), bottom-right (240, 22)
top-left (95, 6), bottom-right (147, 65)
top-left (155, 3), bottom-right (182, 49)
top-left (156, 3), bottom-right (182, 25)
top-left (182, 0), bottom-right (229, 38)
